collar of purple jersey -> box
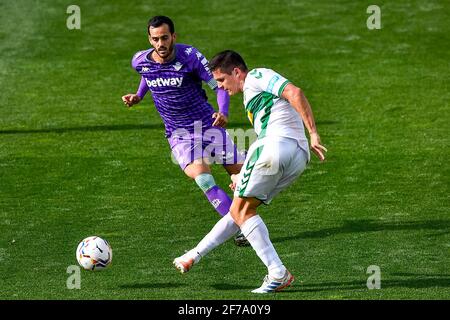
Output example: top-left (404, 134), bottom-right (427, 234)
top-left (145, 45), bottom-right (179, 65)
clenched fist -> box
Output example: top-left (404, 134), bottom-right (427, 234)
top-left (121, 94), bottom-right (141, 107)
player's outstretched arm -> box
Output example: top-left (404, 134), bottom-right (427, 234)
top-left (281, 83), bottom-right (327, 161)
top-left (212, 88), bottom-right (229, 127)
top-left (121, 94), bottom-right (141, 107)
top-left (122, 76), bottom-right (147, 107)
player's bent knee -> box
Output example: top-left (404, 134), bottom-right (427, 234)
top-left (229, 210), bottom-right (246, 226)
top-left (184, 162), bottom-right (211, 179)
top-left (229, 197), bottom-right (258, 226)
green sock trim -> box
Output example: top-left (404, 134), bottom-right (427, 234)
top-left (195, 173), bottom-right (216, 193)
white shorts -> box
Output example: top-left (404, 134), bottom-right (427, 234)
top-left (234, 136), bottom-right (309, 204)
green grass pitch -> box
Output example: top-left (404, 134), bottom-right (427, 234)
top-left (0, 0), bottom-right (449, 300)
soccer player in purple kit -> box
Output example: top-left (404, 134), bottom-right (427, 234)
top-left (121, 16), bottom-right (248, 245)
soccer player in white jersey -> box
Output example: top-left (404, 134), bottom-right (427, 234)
top-left (173, 50), bottom-right (327, 293)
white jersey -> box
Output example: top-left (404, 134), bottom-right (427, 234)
top-left (243, 68), bottom-right (309, 156)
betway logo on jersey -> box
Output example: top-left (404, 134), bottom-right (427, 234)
top-left (146, 77), bottom-right (183, 88)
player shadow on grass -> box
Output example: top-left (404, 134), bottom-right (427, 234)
top-left (226, 120), bottom-right (338, 129)
top-left (0, 120), bottom-right (337, 135)
top-left (0, 124), bottom-right (166, 134)
top-left (289, 274), bottom-right (450, 293)
top-left (271, 219), bottom-right (450, 243)
top-left (212, 274), bottom-right (450, 293)
top-left (119, 282), bottom-right (188, 289)
top-left (211, 283), bottom-right (257, 290)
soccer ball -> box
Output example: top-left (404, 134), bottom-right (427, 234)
top-left (76, 236), bottom-right (112, 271)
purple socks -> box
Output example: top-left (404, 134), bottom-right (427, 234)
top-left (205, 186), bottom-right (232, 216)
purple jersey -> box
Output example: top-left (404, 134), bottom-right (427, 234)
top-left (132, 44), bottom-right (218, 137)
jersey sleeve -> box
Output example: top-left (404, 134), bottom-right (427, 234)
top-left (136, 76), bottom-right (148, 99)
top-left (131, 51), bottom-right (149, 98)
top-left (189, 47), bottom-right (218, 90)
top-left (131, 52), bottom-right (140, 70)
top-left (247, 68), bottom-right (290, 97)
top-left (131, 50), bottom-right (147, 70)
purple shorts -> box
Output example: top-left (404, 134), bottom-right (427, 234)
top-left (168, 127), bottom-right (246, 170)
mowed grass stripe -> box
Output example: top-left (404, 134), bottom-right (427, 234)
top-left (0, 0), bottom-right (448, 299)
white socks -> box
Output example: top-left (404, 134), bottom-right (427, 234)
top-left (188, 213), bottom-right (286, 280)
top-left (240, 215), bottom-right (286, 279)
top-left (194, 213), bottom-right (240, 259)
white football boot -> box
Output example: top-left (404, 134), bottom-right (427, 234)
top-left (251, 270), bottom-right (295, 293)
top-left (173, 249), bottom-right (201, 273)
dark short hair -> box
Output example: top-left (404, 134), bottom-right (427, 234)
top-left (209, 50), bottom-right (248, 74)
top-left (148, 16), bottom-right (175, 34)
